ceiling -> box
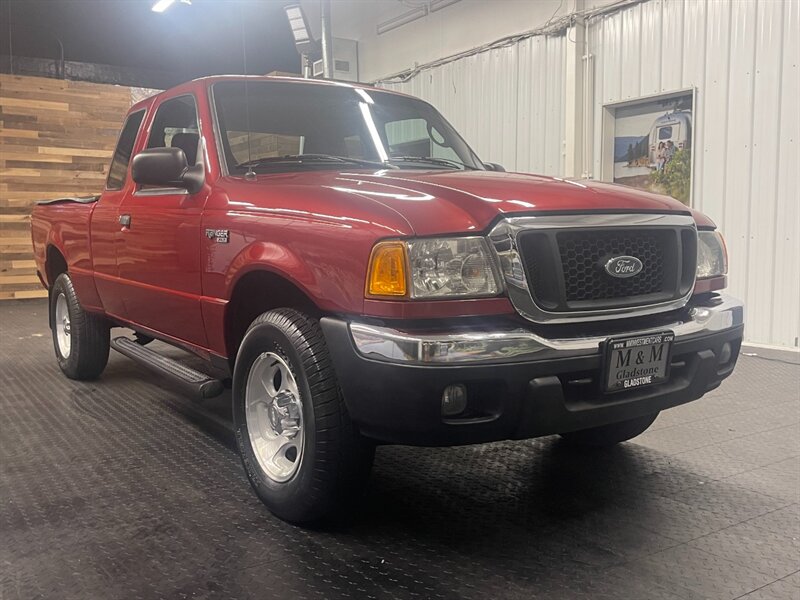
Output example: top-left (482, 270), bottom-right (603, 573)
top-left (1, 0), bottom-right (301, 88)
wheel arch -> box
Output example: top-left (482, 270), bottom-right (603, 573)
top-left (45, 244), bottom-right (68, 289)
top-left (224, 268), bottom-right (323, 366)
top-left (45, 245), bottom-right (69, 330)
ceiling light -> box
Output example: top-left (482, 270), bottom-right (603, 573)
top-left (152, 0), bottom-right (191, 13)
top-left (284, 3), bottom-right (315, 52)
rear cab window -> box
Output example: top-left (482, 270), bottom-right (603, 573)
top-left (383, 117), bottom-right (461, 163)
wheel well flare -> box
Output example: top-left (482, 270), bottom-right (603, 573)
top-left (225, 271), bottom-right (320, 361)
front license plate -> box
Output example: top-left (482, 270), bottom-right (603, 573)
top-left (604, 331), bottom-right (674, 392)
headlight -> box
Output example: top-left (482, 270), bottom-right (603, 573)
top-left (408, 237), bottom-right (501, 298)
top-left (366, 237), bottom-right (502, 299)
top-left (696, 231), bottom-right (728, 279)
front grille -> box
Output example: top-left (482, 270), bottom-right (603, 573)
top-left (558, 230), bottom-right (669, 302)
top-left (517, 225), bottom-right (696, 313)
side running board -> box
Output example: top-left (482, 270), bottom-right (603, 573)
top-left (110, 336), bottom-right (224, 400)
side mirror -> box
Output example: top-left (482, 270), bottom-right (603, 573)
top-left (483, 162), bottom-right (506, 172)
top-left (131, 147), bottom-right (204, 194)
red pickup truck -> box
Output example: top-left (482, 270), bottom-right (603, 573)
top-left (31, 76), bottom-right (743, 524)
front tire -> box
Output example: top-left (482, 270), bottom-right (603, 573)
top-left (559, 412), bottom-right (659, 447)
top-left (50, 273), bottom-right (110, 380)
top-left (232, 309), bottom-right (374, 524)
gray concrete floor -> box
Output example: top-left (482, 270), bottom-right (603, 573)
top-left (1, 299), bottom-right (798, 600)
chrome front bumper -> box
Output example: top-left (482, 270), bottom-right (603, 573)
top-left (350, 293), bottom-right (744, 365)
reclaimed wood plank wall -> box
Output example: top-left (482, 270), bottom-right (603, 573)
top-left (0, 74), bottom-right (139, 300)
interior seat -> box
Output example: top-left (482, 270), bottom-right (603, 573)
top-left (171, 132), bottom-right (200, 166)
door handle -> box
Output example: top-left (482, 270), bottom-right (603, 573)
top-left (119, 214), bottom-right (131, 228)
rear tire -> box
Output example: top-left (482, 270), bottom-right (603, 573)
top-left (50, 272), bottom-right (110, 380)
top-left (559, 412), bottom-right (659, 447)
top-left (232, 308), bottom-right (374, 524)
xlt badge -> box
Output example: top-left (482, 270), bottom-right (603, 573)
top-left (205, 229), bottom-right (230, 244)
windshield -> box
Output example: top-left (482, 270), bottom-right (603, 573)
top-left (212, 80), bottom-right (484, 173)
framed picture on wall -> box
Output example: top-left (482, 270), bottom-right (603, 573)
top-left (600, 89), bottom-right (696, 206)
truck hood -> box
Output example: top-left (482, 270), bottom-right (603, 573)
top-left (235, 169), bottom-right (712, 235)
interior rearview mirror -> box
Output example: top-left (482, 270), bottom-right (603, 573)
top-left (131, 147), bottom-right (204, 193)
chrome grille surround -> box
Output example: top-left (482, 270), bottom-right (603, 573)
top-left (488, 213), bottom-right (698, 324)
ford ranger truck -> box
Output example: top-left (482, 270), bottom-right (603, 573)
top-left (31, 76), bottom-right (744, 524)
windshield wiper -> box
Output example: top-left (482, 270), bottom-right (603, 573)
top-left (236, 154), bottom-right (392, 170)
top-left (387, 156), bottom-right (476, 170)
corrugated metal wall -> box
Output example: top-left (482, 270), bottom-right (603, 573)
top-left (382, 34), bottom-right (567, 175)
top-left (589, 0), bottom-right (799, 347)
top-left (380, 0), bottom-right (798, 348)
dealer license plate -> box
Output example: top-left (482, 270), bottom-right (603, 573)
top-left (604, 331), bottom-right (674, 392)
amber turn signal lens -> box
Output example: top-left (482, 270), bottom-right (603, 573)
top-left (367, 242), bottom-right (407, 297)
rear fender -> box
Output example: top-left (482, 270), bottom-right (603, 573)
top-left (45, 224), bottom-right (103, 311)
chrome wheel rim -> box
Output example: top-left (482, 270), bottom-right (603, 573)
top-left (245, 352), bottom-right (304, 483)
top-left (55, 293), bottom-right (71, 358)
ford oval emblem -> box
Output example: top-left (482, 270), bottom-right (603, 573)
top-left (604, 255), bottom-right (643, 278)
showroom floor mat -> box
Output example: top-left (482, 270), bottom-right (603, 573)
top-left (1, 299), bottom-right (798, 599)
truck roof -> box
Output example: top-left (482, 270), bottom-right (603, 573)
top-left (129, 75), bottom-right (412, 113)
